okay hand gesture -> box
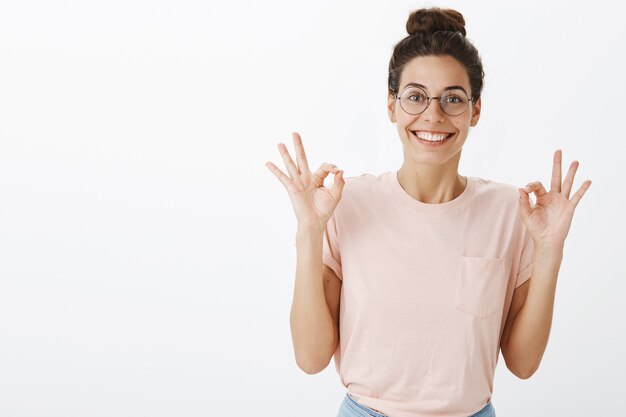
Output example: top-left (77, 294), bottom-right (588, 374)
top-left (519, 149), bottom-right (592, 250)
top-left (266, 132), bottom-right (345, 232)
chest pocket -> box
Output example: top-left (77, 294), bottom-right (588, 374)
top-left (454, 256), bottom-right (507, 318)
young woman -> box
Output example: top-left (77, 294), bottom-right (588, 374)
top-left (265, 7), bottom-right (591, 417)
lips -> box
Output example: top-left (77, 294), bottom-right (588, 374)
top-left (412, 130), bottom-right (453, 135)
top-left (411, 131), bottom-right (454, 141)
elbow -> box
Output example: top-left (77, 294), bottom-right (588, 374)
top-left (512, 369), bottom-right (531, 380)
top-left (295, 349), bottom-right (333, 375)
top-left (502, 345), bottom-right (539, 379)
top-left (503, 349), bottom-right (538, 380)
top-left (519, 365), bottom-right (539, 380)
top-left (509, 363), bottom-right (538, 380)
top-left (293, 336), bottom-right (337, 375)
top-left (300, 365), bottom-right (323, 375)
top-left (296, 358), bottom-right (327, 375)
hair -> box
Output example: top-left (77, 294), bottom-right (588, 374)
top-left (388, 7), bottom-right (485, 103)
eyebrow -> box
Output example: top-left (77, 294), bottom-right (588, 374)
top-left (402, 82), bottom-right (469, 96)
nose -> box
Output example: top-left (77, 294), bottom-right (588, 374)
top-left (421, 97), bottom-right (446, 123)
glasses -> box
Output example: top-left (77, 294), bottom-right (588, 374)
top-left (394, 85), bottom-right (474, 116)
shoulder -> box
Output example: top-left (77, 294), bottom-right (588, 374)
top-left (333, 171), bottom-right (388, 213)
top-left (470, 176), bottom-right (528, 232)
top-left (339, 171), bottom-right (387, 197)
top-left (471, 176), bottom-right (521, 207)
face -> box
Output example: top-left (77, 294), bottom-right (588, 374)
top-left (387, 55), bottom-right (481, 166)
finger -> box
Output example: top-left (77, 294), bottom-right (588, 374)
top-left (550, 149), bottom-right (562, 193)
top-left (292, 132), bottom-right (311, 174)
top-left (518, 188), bottom-right (532, 219)
top-left (524, 181), bottom-right (548, 199)
top-left (328, 169), bottom-right (346, 202)
top-left (561, 160), bottom-right (579, 199)
top-left (278, 142), bottom-right (300, 179)
top-left (524, 182), bottom-right (548, 205)
top-left (313, 163), bottom-right (340, 185)
top-left (265, 161), bottom-right (292, 189)
top-left (570, 179), bottom-right (592, 209)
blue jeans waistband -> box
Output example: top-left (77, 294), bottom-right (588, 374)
top-left (337, 392), bottom-right (496, 417)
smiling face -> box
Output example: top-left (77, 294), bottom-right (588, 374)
top-left (387, 55), bottom-right (481, 166)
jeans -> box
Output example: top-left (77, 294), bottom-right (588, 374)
top-left (336, 392), bottom-right (496, 417)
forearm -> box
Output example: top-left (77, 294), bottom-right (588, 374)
top-left (505, 244), bottom-right (564, 378)
top-left (290, 226), bottom-right (336, 374)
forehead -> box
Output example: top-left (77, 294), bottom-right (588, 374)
top-left (399, 55), bottom-right (470, 93)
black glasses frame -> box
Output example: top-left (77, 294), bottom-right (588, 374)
top-left (394, 85), bottom-right (474, 116)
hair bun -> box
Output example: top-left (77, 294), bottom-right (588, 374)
top-left (406, 7), bottom-right (466, 37)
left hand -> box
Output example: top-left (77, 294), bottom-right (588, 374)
top-left (519, 149), bottom-right (592, 250)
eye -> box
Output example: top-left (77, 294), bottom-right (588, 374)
top-left (408, 93), bottom-right (426, 102)
top-left (445, 95), bottom-right (462, 103)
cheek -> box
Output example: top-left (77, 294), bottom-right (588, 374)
top-left (453, 117), bottom-right (470, 131)
top-left (397, 115), bottom-right (415, 128)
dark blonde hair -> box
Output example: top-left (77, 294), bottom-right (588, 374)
top-left (388, 7), bottom-right (485, 103)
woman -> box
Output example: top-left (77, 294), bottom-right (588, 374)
top-left (265, 7), bottom-right (590, 417)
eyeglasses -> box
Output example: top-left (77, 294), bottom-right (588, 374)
top-left (394, 85), bottom-right (474, 116)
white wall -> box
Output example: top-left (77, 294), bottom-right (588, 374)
top-left (0, 0), bottom-right (623, 415)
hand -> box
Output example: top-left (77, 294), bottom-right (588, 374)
top-left (519, 149), bottom-right (592, 250)
top-left (265, 132), bottom-right (345, 231)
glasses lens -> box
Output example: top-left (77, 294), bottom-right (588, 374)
top-left (440, 89), bottom-right (469, 115)
top-left (399, 87), bottom-right (428, 115)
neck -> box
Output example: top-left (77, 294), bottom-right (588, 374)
top-left (397, 163), bottom-right (466, 204)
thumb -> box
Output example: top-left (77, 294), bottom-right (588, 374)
top-left (328, 170), bottom-right (345, 202)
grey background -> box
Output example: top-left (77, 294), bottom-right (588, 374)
top-left (0, 0), bottom-right (623, 416)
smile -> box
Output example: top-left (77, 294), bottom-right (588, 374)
top-left (411, 131), bottom-right (455, 146)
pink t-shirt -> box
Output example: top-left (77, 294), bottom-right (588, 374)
top-left (322, 170), bottom-right (534, 417)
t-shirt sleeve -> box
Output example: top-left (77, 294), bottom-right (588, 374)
top-left (322, 210), bottom-right (343, 281)
top-left (515, 222), bottom-right (534, 288)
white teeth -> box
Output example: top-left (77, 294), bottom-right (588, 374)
top-left (414, 131), bottom-right (451, 141)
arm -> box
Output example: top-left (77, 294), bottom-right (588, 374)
top-left (265, 132), bottom-right (346, 375)
top-left (501, 244), bottom-right (563, 379)
top-left (507, 149), bottom-right (591, 378)
top-left (290, 226), bottom-right (340, 374)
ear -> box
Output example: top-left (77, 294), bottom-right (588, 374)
top-left (387, 91), bottom-right (397, 123)
top-left (469, 96), bottom-right (481, 127)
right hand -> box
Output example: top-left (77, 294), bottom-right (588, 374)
top-left (265, 132), bottom-right (345, 231)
